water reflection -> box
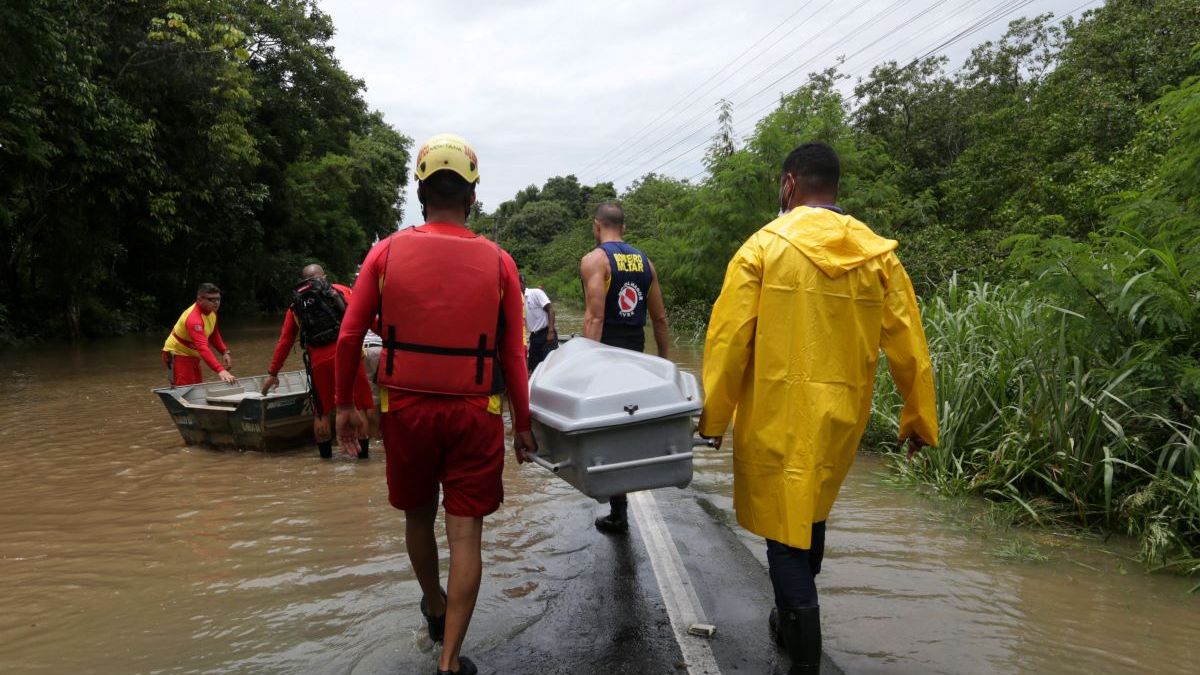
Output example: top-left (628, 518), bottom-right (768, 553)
top-left (676, 336), bottom-right (1199, 675)
top-left (0, 316), bottom-right (1194, 674)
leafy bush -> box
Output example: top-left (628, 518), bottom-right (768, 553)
top-left (869, 279), bottom-right (1200, 569)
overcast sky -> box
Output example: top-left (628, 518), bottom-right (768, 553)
top-left (320, 0), bottom-right (1098, 226)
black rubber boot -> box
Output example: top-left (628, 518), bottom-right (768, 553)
top-left (317, 440), bottom-right (333, 459)
top-left (436, 656), bottom-right (478, 675)
top-left (357, 438), bottom-right (369, 459)
top-left (778, 605), bottom-right (821, 674)
top-left (768, 607), bottom-right (785, 648)
top-left (594, 495), bottom-right (629, 534)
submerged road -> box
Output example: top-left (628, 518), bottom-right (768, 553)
top-left (5, 324), bottom-right (1197, 674)
top-left (368, 481), bottom-right (844, 675)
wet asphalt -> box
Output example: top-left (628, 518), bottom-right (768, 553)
top-left (470, 486), bottom-right (845, 675)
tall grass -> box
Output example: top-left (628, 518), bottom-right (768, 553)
top-left (668, 299), bottom-right (712, 345)
top-left (867, 278), bottom-right (1200, 573)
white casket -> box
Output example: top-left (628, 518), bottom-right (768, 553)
top-left (527, 337), bottom-right (701, 501)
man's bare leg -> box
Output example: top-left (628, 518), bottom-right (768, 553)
top-left (314, 413), bottom-right (333, 458)
top-left (366, 405), bottom-right (381, 440)
top-left (406, 498), bottom-right (447, 620)
top-left (438, 513), bottom-right (483, 672)
top-left (354, 409), bottom-right (370, 458)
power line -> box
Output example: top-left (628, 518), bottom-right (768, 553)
top-left (600, 0), bottom-right (925, 185)
top-left (739, 0), bottom-right (1033, 125)
top-left (681, 0), bottom-right (1039, 179)
top-left (681, 0), bottom-right (991, 185)
top-left (681, 0), bottom-right (994, 184)
top-left (685, 0), bottom-right (1101, 184)
top-left (578, 0), bottom-right (824, 178)
top-left (838, 0), bottom-right (991, 76)
top-left (596, 0), bottom-right (890, 184)
top-left (592, 0), bottom-right (885, 184)
top-left (670, 0), bottom-right (1043, 180)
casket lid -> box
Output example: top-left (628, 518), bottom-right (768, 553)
top-left (529, 337), bottom-right (701, 433)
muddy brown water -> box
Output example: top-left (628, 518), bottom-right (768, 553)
top-left (0, 314), bottom-right (1196, 674)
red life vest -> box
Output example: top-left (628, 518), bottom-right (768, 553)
top-left (377, 225), bottom-right (504, 396)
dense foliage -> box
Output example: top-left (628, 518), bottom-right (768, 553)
top-left (3, 0), bottom-right (1198, 570)
top-left (486, 0), bottom-right (1200, 570)
top-left (0, 0), bottom-right (410, 339)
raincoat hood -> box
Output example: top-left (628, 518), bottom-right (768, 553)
top-left (763, 206), bottom-right (898, 279)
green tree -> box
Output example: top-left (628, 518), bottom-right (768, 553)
top-left (540, 175), bottom-right (585, 219)
top-left (0, 0), bottom-right (409, 339)
top-left (703, 98), bottom-right (737, 171)
top-left (503, 200), bottom-right (574, 270)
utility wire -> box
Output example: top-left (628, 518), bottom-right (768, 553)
top-left (592, 0), bottom-right (877, 183)
top-left (686, 0), bottom-right (1101, 184)
top-left (736, 0), bottom-right (1033, 125)
top-left (683, 0), bottom-right (1040, 178)
top-left (578, 0), bottom-right (824, 177)
top-left (597, 0), bottom-right (892, 184)
top-left (679, 0), bottom-right (1042, 181)
top-left (683, 0), bottom-right (991, 183)
top-left (601, 0), bottom-right (928, 185)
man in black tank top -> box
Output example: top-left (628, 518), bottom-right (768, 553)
top-left (579, 201), bottom-right (671, 534)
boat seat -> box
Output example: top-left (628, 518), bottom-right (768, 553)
top-left (206, 391), bottom-right (263, 405)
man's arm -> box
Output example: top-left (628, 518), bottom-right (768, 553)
top-left (335, 244), bottom-right (385, 406)
top-left (698, 241), bottom-right (763, 443)
top-left (262, 310), bottom-right (299, 393)
top-left (646, 260), bottom-right (669, 359)
top-left (188, 313), bottom-right (225, 374)
top-left (580, 250), bottom-right (608, 341)
top-left (210, 325), bottom-right (228, 357)
top-left (335, 242), bottom-right (387, 457)
top-left (210, 327), bottom-right (233, 370)
top-left (499, 252), bottom-right (537, 461)
top-left (541, 291), bottom-right (557, 340)
top-left (879, 254), bottom-right (939, 451)
top-left (499, 255), bottom-right (531, 432)
top-left (267, 311), bottom-right (299, 375)
top-left (188, 312), bottom-right (236, 384)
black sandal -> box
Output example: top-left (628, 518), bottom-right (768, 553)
top-left (419, 588), bottom-right (447, 642)
top-left (436, 656), bottom-right (478, 675)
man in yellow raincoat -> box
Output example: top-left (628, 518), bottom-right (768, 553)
top-left (698, 142), bottom-right (938, 674)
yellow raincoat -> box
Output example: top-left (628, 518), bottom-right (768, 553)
top-left (698, 206), bottom-right (938, 549)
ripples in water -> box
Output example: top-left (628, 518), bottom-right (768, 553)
top-left (0, 322), bottom-right (1197, 674)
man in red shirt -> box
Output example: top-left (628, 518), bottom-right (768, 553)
top-left (161, 283), bottom-right (236, 386)
top-left (335, 134), bottom-right (536, 675)
top-left (262, 264), bottom-right (375, 459)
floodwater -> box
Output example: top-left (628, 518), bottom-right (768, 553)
top-left (0, 313), bottom-right (1196, 674)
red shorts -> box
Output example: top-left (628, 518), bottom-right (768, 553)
top-left (380, 395), bottom-right (504, 517)
top-left (310, 354), bottom-right (374, 415)
top-left (163, 352), bottom-right (202, 386)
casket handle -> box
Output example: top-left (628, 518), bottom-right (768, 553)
top-left (585, 452), bottom-right (694, 474)
top-left (529, 454), bottom-right (573, 473)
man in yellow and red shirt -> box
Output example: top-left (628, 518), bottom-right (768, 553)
top-left (161, 283), bottom-right (236, 387)
top-left (334, 134), bottom-right (535, 675)
top-left (261, 264), bottom-right (375, 459)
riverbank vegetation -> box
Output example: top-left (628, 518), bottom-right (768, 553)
top-left (483, 1), bottom-right (1200, 571)
top-left (1, 0), bottom-right (409, 340)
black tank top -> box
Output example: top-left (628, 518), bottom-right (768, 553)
top-left (599, 241), bottom-right (652, 329)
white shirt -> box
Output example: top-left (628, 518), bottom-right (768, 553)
top-left (524, 288), bottom-right (551, 333)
